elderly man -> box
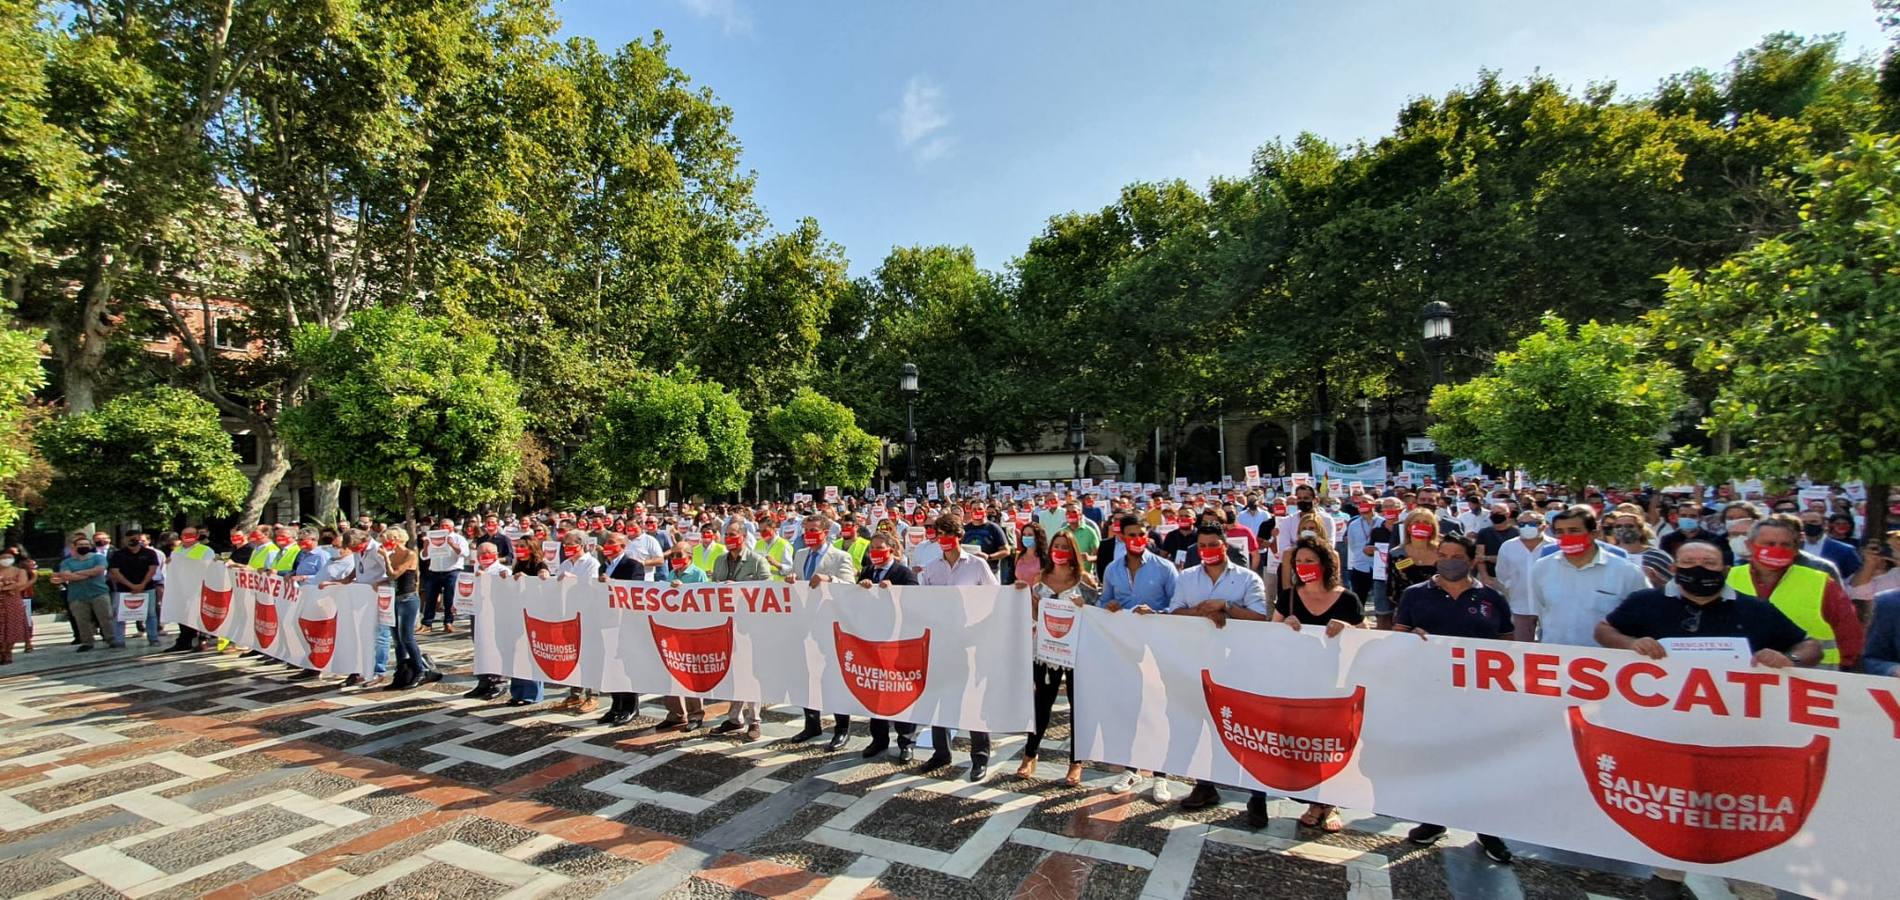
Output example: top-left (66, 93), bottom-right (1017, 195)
top-left (708, 522), bottom-right (773, 739)
top-left (917, 513), bottom-right (1000, 781)
top-left (1731, 514), bottom-right (1864, 670)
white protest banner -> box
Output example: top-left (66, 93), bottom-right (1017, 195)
top-left (470, 577), bottom-right (1033, 733)
top-left (1402, 459), bottom-right (1484, 480)
top-left (115, 591), bottom-right (152, 623)
top-left (1843, 481), bottom-right (1867, 502)
top-left (1309, 453), bottom-right (1388, 485)
top-left (1073, 610), bottom-right (1898, 898)
top-left (162, 555), bottom-right (379, 676)
top-left (1034, 598), bottom-right (1079, 669)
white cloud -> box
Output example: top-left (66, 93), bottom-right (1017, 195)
top-left (886, 76), bottom-right (955, 164)
top-left (678, 0), bottom-right (752, 36)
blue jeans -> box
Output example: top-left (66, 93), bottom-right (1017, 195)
top-left (374, 623), bottom-right (392, 676)
top-left (393, 593), bottom-right (430, 675)
top-left (508, 678), bottom-right (543, 702)
top-left (419, 570), bottom-right (455, 627)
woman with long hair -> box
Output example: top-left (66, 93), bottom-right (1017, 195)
top-left (1272, 537), bottom-right (1363, 831)
top-left (0, 545), bottom-right (31, 664)
top-left (1016, 529), bottom-right (1096, 784)
top-left (1014, 522), bottom-right (1051, 586)
top-left (1386, 509), bottom-right (1441, 622)
top-left (383, 528), bottom-right (438, 690)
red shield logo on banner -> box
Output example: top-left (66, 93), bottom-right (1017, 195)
top-left (1041, 610), bottom-right (1074, 639)
top-left (524, 610), bottom-right (581, 681)
top-left (1566, 707), bottom-right (1827, 863)
top-left (201, 585), bottom-right (232, 631)
top-left (254, 600), bottom-right (280, 649)
top-left (456, 575), bottom-right (475, 599)
top-left (649, 618), bottom-right (734, 692)
top-left (298, 617), bottom-right (338, 669)
top-left (1201, 670), bottom-right (1365, 792)
top-left (833, 623), bottom-right (930, 715)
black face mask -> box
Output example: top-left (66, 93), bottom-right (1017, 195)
top-left (1674, 566), bottom-right (1726, 597)
top-left (1801, 523), bottom-right (1825, 539)
top-left (1296, 500), bottom-right (1313, 513)
top-left (1489, 513), bottom-right (1508, 525)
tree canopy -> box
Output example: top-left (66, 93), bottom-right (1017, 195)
top-left (35, 387), bottom-right (248, 528)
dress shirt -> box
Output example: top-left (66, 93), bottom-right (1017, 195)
top-left (1345, 515), bottom-right (1379, 573)
top-left (1492, 536), bottom-right (1543, 601)
top-left (920, 553), bottom-right (999, 587)
top-left (1100, 553), bottom-right (1178, 612)
top-left (1168, 563), bottom-right (1269, 615)
top-left (1524, 547), bottom-right (1649, 646)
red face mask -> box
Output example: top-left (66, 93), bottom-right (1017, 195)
top-left (1125, 535), bottom-right (1149, 554)
top-left (669, 556), bottom-right (689, 571)
top-left (724, 535), bottom-right (744, 552)
top-left (869, 548), bottom-right (892, 567)
top-left (478, 553), bottom-right (498, 566)
top-left (1272, 504), bottom-right (1287, 516)
top-left (1752, 543), bottom-right (1797, 569)
top-left (700, 531), bottom-right (716, 544)
top-left (562, 544), bottom-right (582, 559)
top-left (1557, 532), bottom-right (1594, 556)
top-left (1066, 513), bottom-right (1081, 525)
top-left (1296, 563), bottom-right (1322, 583)
top-left (299, 539), bottom-right (317, 551)
top-left (1051, 548), bottom-right (1075, 566)
top-left (840, 526), bottom-right (856, 540)
top-left (181, 535), bottom-right (198, 546)
top-left (971, 511), bottom-right (986, 523)
top-left (1358, 503), bottom-right (1374, 515)
top-left (803, 530), bottom-right (824, 549)
top-left (1046, 500), bottom-right (1058, 510)
top-left (938, 536), bottom-right (960, 552)
top-left (1198, 546), bottom-right (1226, 566)
top-left (1382, 511), bottom-right (1399, 523)
top-left (383, 540), bottom-right (399, 551)
top-left (1407, 523), bottom-right (1434, 541)
top-left (230, 534), bottom-right (246, 545)
top-left (924, 527), bottom-right (938, 539)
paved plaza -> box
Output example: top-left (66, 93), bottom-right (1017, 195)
top-left (0, 629), bottom-right (1766, 899)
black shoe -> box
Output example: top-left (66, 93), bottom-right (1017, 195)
top-left (1642, 875), bottom-right (1691, 900)
top-left (1477, 834), bottom-right (1513, 865)
top-left (917, 751), bottom-right (952, 773)
top-left (596, 709), bottom-right (619, 725)
top-left (968, 761), bottom-right (988, 782)
top-left (1246, 795), bottom-right (1269, 829)
top-left (860, 740), bottom-right (889, 759)
top-left (167, 642), bottom-right (195, 653)
top-left (826, 732), bottom-right (849, 752)
top-left (711, 720), bottom-right (742, 735)
top-left (1406, 824), bottom-right (1447, 846)
top-left (656, 717), bottom-right (688, 732)
top-left (685, 717), bottom-right (703, 731)
top-left (462, 683), bottom-right (491, 698)
top-left (343, 674), bottom-right (362, 687)
top-left (609, 712), bottom-right (636, 726)
top-left (507, 699), bottom-right (532, 707)
top-left (76, 644), bottom-right (93, 652)
top-left (470, 687), bottom-right (503, 701)
top-left (419, 670), bottom-right (443, 685)
top-left (290, 669), bottom-right (319, 680)
top-left (1179, 783), bottom-right (1222, 810)
top-left (788, 725), bottom-right (823, 743)
top-left (386, 679), bottom-right (418, 691)
top-left (898, 746), bottom-right (915, 763)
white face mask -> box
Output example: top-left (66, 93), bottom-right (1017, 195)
top-left (1519, 525), bottom-right (1540, 540)
top-left (1299, 530), bottom-right (1317, 540)
top-left (0, 557), bottom-right (13, 567)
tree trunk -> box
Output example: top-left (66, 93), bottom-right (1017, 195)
top-left (236, 426), bottom-right (292, 528)
top-left (53, 246), bottom-right (116, 414)
top-left (1865, 479), bottom-right (1891, 560)
top-left (313, 479), bottom-right (342, 526)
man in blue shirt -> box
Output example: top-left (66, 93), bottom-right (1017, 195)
top-left (54, 538), bottom-right (116, 650)
top-left (1100, 516), bottom-right (1176, 612)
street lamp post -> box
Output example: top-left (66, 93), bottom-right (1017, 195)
top-left (900, 362), bottom-right (920, 493)
top-left (1419, 300), bottom-right (1455, 486)
top-left (1069, 410), bottom-right (1085, 481)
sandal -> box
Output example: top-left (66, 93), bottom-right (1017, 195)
top-left (1322, 809), bottom-right (1343, 833)
top-left (1064, 762), bottom-right (1084, 786)
top-left (1015, 757), bottom-right (1037, 779)
top-left (1299, 804), bottom-right (1326, 828)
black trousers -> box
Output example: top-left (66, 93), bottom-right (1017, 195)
top-left (1025, 663), bottom-right (1074, 760)
top-left (170, 624), bottom-right (202, 649)
top-left (869, 719), bottom-right (916, 747)
top-left (608, 692), bottom-right (640, 715)
top-left (930, 727), bottom-right (989, 762)
top-left (804, 708), bottom-right (849, 735)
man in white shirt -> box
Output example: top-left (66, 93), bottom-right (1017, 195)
top-left (1518, 506), bottom-right (1648, 646)
top-left (553, 533), bottom-right (601, 713)
top-left (1276, 485), bottom-right (1335, 553)
top-left (1456, 495), bottom-right (1491, 536)
top-left (918, 513), bottom-right (999, 781)
top-left (421, 517), bottom-right (471, 633)
top-left (787, 514), bottom-right (856, 747)
top-left (1235, 495), bottom-right (1271, 539)
top-left (1154, 524), bottom-right (1272, 823)
top-left (1491, 511), bottom-right (1545, 602)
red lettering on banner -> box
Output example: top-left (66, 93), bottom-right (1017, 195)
top-left (1616, 662), bottom-right (1669, 708)
top-left (1790, 678), bottom-right (1838, 729)
top-left (758, 587), bottom-right (788, 613)
top-left (1672, 669), bottom-right (1729, 716)
top-left (1523, 653), bottom-right (1561, 697)
top-left (1726, 670), bottom-right (1776, 718)
top-left (1450, 646), bottom-right (1466, 688)
top-left (1475, 648), bottom-right (1514, 691)
top-left (1869, 688), bottom-right (1900, 739)
top-left (717, 587), bottom-right (735, 613)
top-left (1569, 657), bottom-right (1610, 701)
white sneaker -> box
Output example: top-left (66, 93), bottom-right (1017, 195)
top-left (1108, 771), bottom-right (1144, 794)
top-left (1151, 778), bottom-right (1176, 803)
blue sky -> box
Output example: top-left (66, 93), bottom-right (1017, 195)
top-left (557, 0), bottom-right (1889, 275)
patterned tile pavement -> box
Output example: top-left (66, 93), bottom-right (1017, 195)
top-left (0, 629), bottom-right (1774, 899)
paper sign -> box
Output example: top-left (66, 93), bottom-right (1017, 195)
top-left (903, 497), bottom-right (917, 515)
top-left (1372, 543), bottom-right (1389, 582)
top-left (1244, 465), bottom-right (1260, 487)
top-left (376, 585), bottom-right (396, 627)
top-left (116, 591), bottom-right (152, 623)
top-left (906, 526), bottom-right (927, 547)
top-left (1659, 637), bottom-right (1750, 668)
top-left (541, 540), bottom-right (559, 565)
top-left (1226, 536), bottom-right (1250, 558)
top-left (1798, 487), bottom-right (1832, 509)
top-left (824, 485), bottom-right (839, 502)
top-left (1291, 472), bottom-right (1311, 488)
top-left (941, 478), bottom-right (955, 499)
top-left (927, 482), bottom-right (940, 500)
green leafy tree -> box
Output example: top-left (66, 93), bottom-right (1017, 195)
top-left (763, 388), bottom-right (878, 492)
top-left (1428, 314), bottom-right (1684, 493)
top-left (281, 307), bottom-right (524, 537)
top-left (0, 0), bottom-right (88, 276)
top-left (583, 370), bottom-right (751, 500)
top-left (0, 325), bottom-right (47, 528)
top-left (34, 386), bottom-right (248, 528)
top-left (1650, 133), bottom-right (1900, 538)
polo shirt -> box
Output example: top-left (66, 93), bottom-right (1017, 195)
top-left (60, 553), bottom-right (111, 601)
top-left (1524, 547), bottom-right (1650, 647)
top-left (1100, 553), bottom-right (1178, 612)
top-left (1603, 582), bottom-right (1807, 653)
top-left (1395, 580), bottom-right (1513, 639)
top-left (1236, 508), bottom-right (1271, 536)
top-left (1167, 564), bottom-right (1269, 615)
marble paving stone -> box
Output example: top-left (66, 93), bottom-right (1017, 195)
top-left (462, 721), bottom-right (581, 757)
top-left (1183, 839), bottom-right (1347, 899)
top-left (14, 762), bottom-right (176, 813)
top-left (524, 760), bottom-right (624, 814)
top-left (610, 788), bottom-right (764, 842)
top-left (122, 805), bottom-right (315, 870)
top-left (855, 788), bottom-right (994, 854)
